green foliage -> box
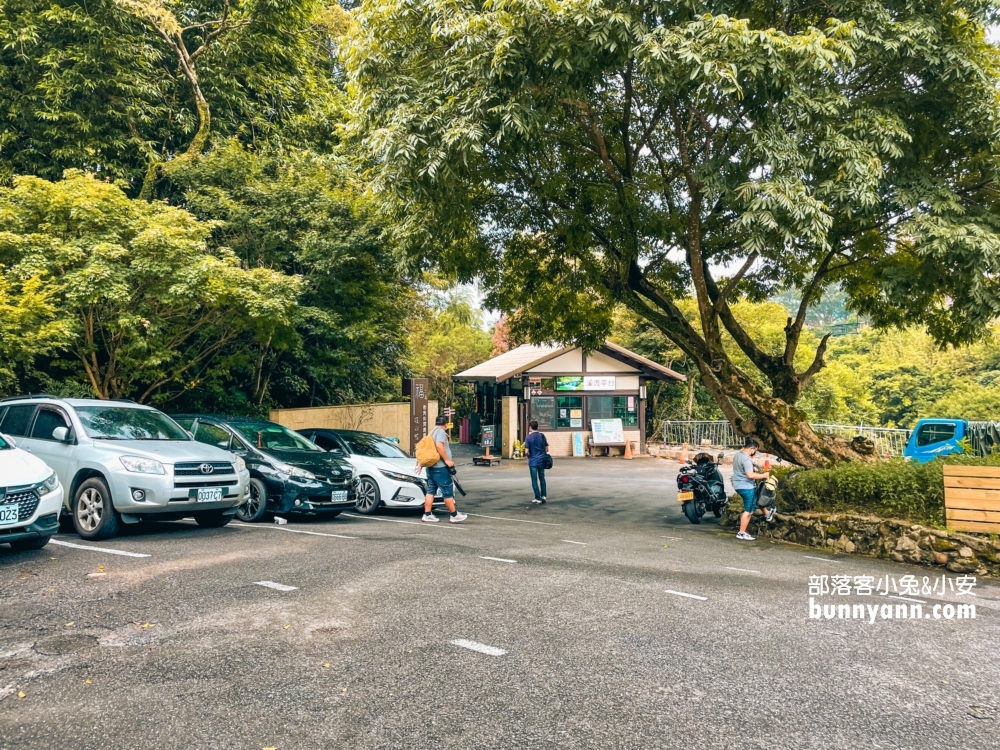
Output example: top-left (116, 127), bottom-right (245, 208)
top-left (169, 142), bottom-right (415, 408)
top-left (0, 0), bottom-right (344, 192)
top-left (408, 287), bottom-right (492, 413)
top-left (778, 454), bottom-right (1000, 525)
top-left (0, 171), bottom-right (299, 403)
top-left (0, 275), bottom-right (73, 391)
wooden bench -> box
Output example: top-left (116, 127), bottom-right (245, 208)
top-left (944, 465), bottom-right (1000, 534)
top-left (588, 440), bottom-right (635, 457)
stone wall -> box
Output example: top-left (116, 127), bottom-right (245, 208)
top-left (721, 498), bottom-right (1000, 577)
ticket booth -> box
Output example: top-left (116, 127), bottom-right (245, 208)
top-left (454, 341), bottom-right (685, 457)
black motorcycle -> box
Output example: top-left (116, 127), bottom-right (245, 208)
top-left (676, 452), bottom-right (728, 524)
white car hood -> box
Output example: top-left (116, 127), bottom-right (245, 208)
top-left (81, 439), bottom-right (234, 466)
top-left (361, 456), bottom-right (424, 478)
top-left (0, 446), bottom-right (51, 487)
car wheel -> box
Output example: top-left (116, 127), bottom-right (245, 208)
top-left (355, 477), bottom-right (381, 515)
top-left (236, 478), bottom-right (268, 523)
top-left (9, 535), bottom-right (51, 552)
top-left (194, 511), bottom-right (233, 528)
top-left (74, 478), bottom-right (121, 540)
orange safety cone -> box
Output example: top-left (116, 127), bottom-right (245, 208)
top-left (623, 440), bottom-right (634, 460)
top-left (679, 442), bottom-right (689, 464)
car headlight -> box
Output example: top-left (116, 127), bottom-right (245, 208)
top-left (234, 455), bottom-right (246, 473)
top-left (120, 455), bottom-right (165, 474)
top-left (270, 459), bottom-right (315, 481)
top-left (379, 468), bottom-right (421, 485)
top-left (38, 471), bottom-right (60, 494)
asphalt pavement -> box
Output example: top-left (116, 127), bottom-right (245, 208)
top-left (2, 454), bottom-right (999, 749)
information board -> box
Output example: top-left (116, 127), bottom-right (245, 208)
top-left (572, 432), bottom-right (585, 456)
top-left (591, 418), bottom-right (625, 445)
top-left (481, 424), bottom-right (495, 448)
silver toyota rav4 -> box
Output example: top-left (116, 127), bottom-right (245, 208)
top-left (0, 397), bottom-right (250, 540)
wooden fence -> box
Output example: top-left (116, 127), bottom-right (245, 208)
top-left (943, 465), bottom-right (1000, 534)
top-left (269, 401), bottom-right (438, 454)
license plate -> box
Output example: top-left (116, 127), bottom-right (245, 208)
top-left (197, 488), bottom-right (223, 503)
top-left (677, 490), bottom-right (694, 502)
top-left (0, 503), bottom-right (18, 526)
top-left (331, 491), bottom-right (348, 503)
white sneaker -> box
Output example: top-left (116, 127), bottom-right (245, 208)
top-left (532, 498), bottom-right (542, 504)
top-left (449, 512), bottom-right (468, 524)
top-left (736, 531), bottom-right (755, 541)
top-left (765, 507), bottom-right (776, 523)
top-left (422, 513), bottom-right (439, 523)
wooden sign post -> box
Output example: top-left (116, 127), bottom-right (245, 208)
top-left (403, 378), bottom-right (429, 458)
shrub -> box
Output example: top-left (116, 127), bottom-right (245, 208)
top-left (777, 454), bottom-right (1000, 527)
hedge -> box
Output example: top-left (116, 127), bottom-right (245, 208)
top-left (775, 454), bottom-right (1000, 527)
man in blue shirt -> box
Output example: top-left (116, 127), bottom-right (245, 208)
top-left (524, 420), bottom-right (549, 504)
top-left (733, 437), bottom-right (772, 541)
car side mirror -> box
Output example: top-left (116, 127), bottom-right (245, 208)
top-left (52, 426), bottom-right (70, 442)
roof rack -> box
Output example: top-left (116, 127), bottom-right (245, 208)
top-left (0, 393), bottom-right (61, 404)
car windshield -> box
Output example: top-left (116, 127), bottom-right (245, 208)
top-left (341, 432), bottom-right (408, 459)
top-left (75, 405), bottom-right (190, 441)
top-left (233, 423), bottom-right (320, 452)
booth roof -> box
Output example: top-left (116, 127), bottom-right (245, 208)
top-left (453, 342), bottom-right (685, 383)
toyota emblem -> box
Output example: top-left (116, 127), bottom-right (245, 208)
top-left (199, 463), bottom-right (214, 475)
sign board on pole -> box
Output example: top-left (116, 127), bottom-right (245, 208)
top-left (406, 378), bottom-right (429, 457)
top-left (481, 424), bottom-right (495, 448)
top-left (591, 418), bottom-right (625, 445)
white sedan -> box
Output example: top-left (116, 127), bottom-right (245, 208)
top-left (0, 431), bottom-right (64, 551)
top-left (298, 428), bottom-right (441, 515)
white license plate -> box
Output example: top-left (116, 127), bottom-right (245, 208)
top-left (197, 488), bottom-right (223, 503)
top-left (677, 490), bottom-right (694, 502)
top-left (331, 491), bottom-right (348, 503)
top-left (0, 503), bottom-right (18, 526)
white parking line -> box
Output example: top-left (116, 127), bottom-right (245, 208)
top-left (561, 540), bottom-right (587, 546)
top-left (450, 639), bottom-right (506, 657)
top-left (724, 566), bottom-right (760, 574)
top-left (803, 555), bottom-right (841, 563)
top-left (342, 513), bottom-right (467, 529)
top-left (479, 556), bottom-right (517, 564)
top-left (664, 589), bottom-right (708, 601)
top-left (49, 539), bottom-right (150, 558)
top-left (238, 525), bottom-right (356, 539)
top-left (255, 581), bottom-right (298, 592)
top-left (889, 594), bottom-right (928, 604)
top-left (464, 513), bottom-right (561, 526)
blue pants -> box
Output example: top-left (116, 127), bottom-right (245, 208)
top-left (530, 466), bottom-right (547, 500)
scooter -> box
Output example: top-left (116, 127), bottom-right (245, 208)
top-left (676, 452), bottom-right (728, 524)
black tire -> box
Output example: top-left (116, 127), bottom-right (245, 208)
top-left (354, 476), bottom-right (381, 515)
top-left (682, 500), bottom-right (702, 524)
top-left (9, 535), bottom-right (51, 551)
top-left (73, 477), bottom-right (120, 540)
top-left (194, 511), bottom-right (233, 528)
top-left (236, 478), bottom-right (268, 523)
top-left (58, 514), bottom-right (75, 533)
top-left (712, 505), bottom-right (723, 518)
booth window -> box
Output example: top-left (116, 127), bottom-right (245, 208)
top-left (532, 396), bottom-right (556, 429)
top-left (556, 396), bottom-right (583, 428)
top-left (587, 396), bottom-right (613, 422)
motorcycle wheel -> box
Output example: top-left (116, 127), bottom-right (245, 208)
top-left (712, 505), bottom-right (723, 518)
top-left (682, 501), bottom-right (702, 524)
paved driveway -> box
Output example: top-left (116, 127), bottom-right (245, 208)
top-left (2, 456), bottom-right (997, 749)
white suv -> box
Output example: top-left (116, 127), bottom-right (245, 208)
top-left (0, 397), bottom-right (250, 540)
top-left (0, 431), bottom-right (64, 551)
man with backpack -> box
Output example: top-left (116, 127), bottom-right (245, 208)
top-left (416, 415), bottom-right (467, 524)
top-left (524, 420), bottom-right (549, 504)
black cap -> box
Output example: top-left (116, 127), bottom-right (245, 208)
top-left (435, 415), bottom-right (449, 426)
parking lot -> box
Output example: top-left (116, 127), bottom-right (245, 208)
top-left (3, 454), bottom-right (1000, 749)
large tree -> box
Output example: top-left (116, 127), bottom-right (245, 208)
top-left (344, 0), bottom-right (1000, 466)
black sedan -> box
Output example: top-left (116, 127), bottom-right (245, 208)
top-left (172, 415), bottom-right (359, 522)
